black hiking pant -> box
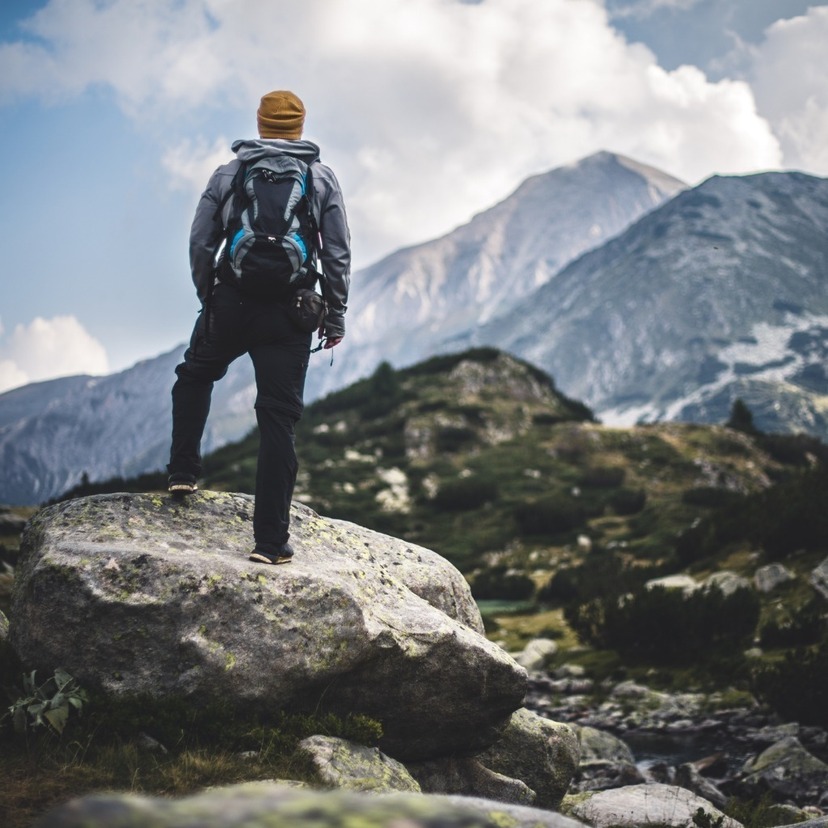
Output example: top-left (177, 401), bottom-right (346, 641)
top-left (168, 282), bottom-right (311, 552)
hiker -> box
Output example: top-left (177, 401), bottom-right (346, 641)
top-left (167, 90), bottom-right (351, 565)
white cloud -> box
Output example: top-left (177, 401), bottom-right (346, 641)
top-left (749, 6), bottom-right (828, 174)
top-left (0, 359), bottom-right (29, 394)
top-left (162, 136), bottom-right (233, 194)
top-left (0, 316), bottom-right (109, 393)
top-left (0, 0), bottom-right (786, 267)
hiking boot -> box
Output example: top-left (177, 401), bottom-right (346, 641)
top-left (168, 473), bottom-right (198, 494)
top-left (249, 543), bottom-right (294, 565)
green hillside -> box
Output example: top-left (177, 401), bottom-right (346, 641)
top-left (49, 347), bottom-right (828, 711)
top-left (202, 348), bottom-right (819, 574)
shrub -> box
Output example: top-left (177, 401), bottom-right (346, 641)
top-left (514, 494), bottom-right (586, 537)
top-left (609, 487), bottom-right (647, 515)
top-left (471, 566), bottom-right (535, 601)
top-left (538, 568), bottom-right (579, 604)
top-left (726, 398), bottom-right (759, 435)
top-left (753, 642), bottom-right (828, 727)
top-left (757, 432), bottom-right (828, 467)
top-left (580, 466), bottom-right (626, 488)
top-left (759, 599), bottom-right (826, 649)
top-left (681, 487), bottom-right (744, 509)
top-left (5, 669), bottom-right (88, 735)
top-left (532, 412), bottom-right (566, 426)
top-left (569, 584), bottom-right (761, 664)
top-left (673, 464), bottom-right (828, 563)
top-left (435, 426), bottom-right (478, 453)
top-left (433, 477), bottom-right (498, 511)
top-left (541, 553), bottom-right (651, 608)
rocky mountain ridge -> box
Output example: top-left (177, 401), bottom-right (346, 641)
top-left (334, 152), bottom-right (686, 392)
top-left (471, 171), bottom-right (828, 436)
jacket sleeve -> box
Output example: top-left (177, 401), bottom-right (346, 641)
top-left (189, 165), bottom-right (235, 303)
top-left (313, 164), bottom-right (351, 338)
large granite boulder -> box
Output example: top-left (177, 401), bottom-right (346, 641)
top-left (513, 638), bottom-right (558, 671)
top-left (811, 557), bottom-right (828, 601)
top-left (737, 736), bottom-right (828, 802)
top-left (572, 725), bottom-right (645, 791)
top-left (754, 563), bottom-right (794, 593)
top-left (10, 492), bottom-right (526, 760)
top-left (563, 784), bottom-right (742, 828)
top-left (35, 783), bottom-right (589, 828)
top-left (476, 707), bottom-right (580, 809)
top-left (296, 735), bottom-right (421, 793)
top-left (406, 755), bottom-right (535, 805)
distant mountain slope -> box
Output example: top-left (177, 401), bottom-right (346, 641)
top-left (0, 346), bottom-right (256, 505)
top-left (474, 170), bottom-right (828, 437)
top-left (320, 151), bottom-right (686, 398)
top-left (0, 152), bottom-right (682, 505)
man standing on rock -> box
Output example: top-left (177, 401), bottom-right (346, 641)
top-left (167, 90), bottom-right (351, 565)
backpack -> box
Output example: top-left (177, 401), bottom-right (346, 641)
top-left (217, 154), bottom-right (318, 299)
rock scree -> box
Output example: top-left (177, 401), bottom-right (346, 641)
top-left (10, 492), bottom-right (527, 760)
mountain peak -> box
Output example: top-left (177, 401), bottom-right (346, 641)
top-left (561, 150), bottom-right (687, 193)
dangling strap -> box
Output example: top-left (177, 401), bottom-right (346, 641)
top-left (303, 163), bottom-right (333, 366)
top-left (303, 163), bottom-right (329, 301)
top-left (204, 162), bottom-right (247, 339)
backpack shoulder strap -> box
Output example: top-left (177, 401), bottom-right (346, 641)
top-left (303, 162), bottom-right (328, 299)
top-left (212, 161), bottom-right (246, 226)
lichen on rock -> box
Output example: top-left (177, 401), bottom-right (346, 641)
top-left (10, 492), bottom-right (527, 760)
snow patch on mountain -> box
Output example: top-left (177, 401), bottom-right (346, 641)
top-left (600, 313), bottom-right (828, 427)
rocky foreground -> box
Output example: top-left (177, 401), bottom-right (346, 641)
top-left (3, 492), bottom-right (826, 827)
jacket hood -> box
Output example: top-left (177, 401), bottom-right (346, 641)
top-left (231, 138), bottom-right (321, 164)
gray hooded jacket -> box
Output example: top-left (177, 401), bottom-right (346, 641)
top-left (189, 138), bottom-right (351, 337)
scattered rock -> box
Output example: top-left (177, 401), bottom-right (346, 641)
top-left (0, 608), bottom-right (8, 642)
top-left (0, 507), bottom-right (28, 534)
top-left (296, 736), bottom-right (420, 793)
top-left (34, 783), bottom-right (590, 828)
top-left (766, 805), bottom-right (821, 826)
top-left (514, 637), bottom-right (558, 671)
top-left (527, 674), bottom-right (828, 808)
top-left (703, 571), bottom-right (751, 596)
top-left (577, 727), bottom-right (635, 766)
top-left (754, 563), bottom-right (794, 593)
top-left (134, 732), bottom-right (168, 754)
top-left (610, 680), bottom-right (666, 705)
top-left (811, 557), bottom-right (828, 601)
top-left (738, 736), bottom-right (828, 803)
top-left (407, 756), bottom-right (535, 805)
top-left (10, 493), bottom-right (527, 761)
top-left (675, 762), bottom-right (727, 809)
top-left (554, 664), bottom-right (586, 679)
top-left (477, 707), bottom-right (580, 810)
top-left (645, 575), bottom-right (698, 593)
top-left (573, 725), bottom-right (645, 791)
top-left (749, 722), bottom-right (800, 745)
top-left (775, 819), bottom-right (828, 828)
top-left (563, 783), bottom-right (743, 828)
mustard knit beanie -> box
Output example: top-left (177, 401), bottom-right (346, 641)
top-left (257, 90), bottom-right (305, 140)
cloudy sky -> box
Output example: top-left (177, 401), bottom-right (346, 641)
top-left (0, 0), bottom-right (825, 393)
